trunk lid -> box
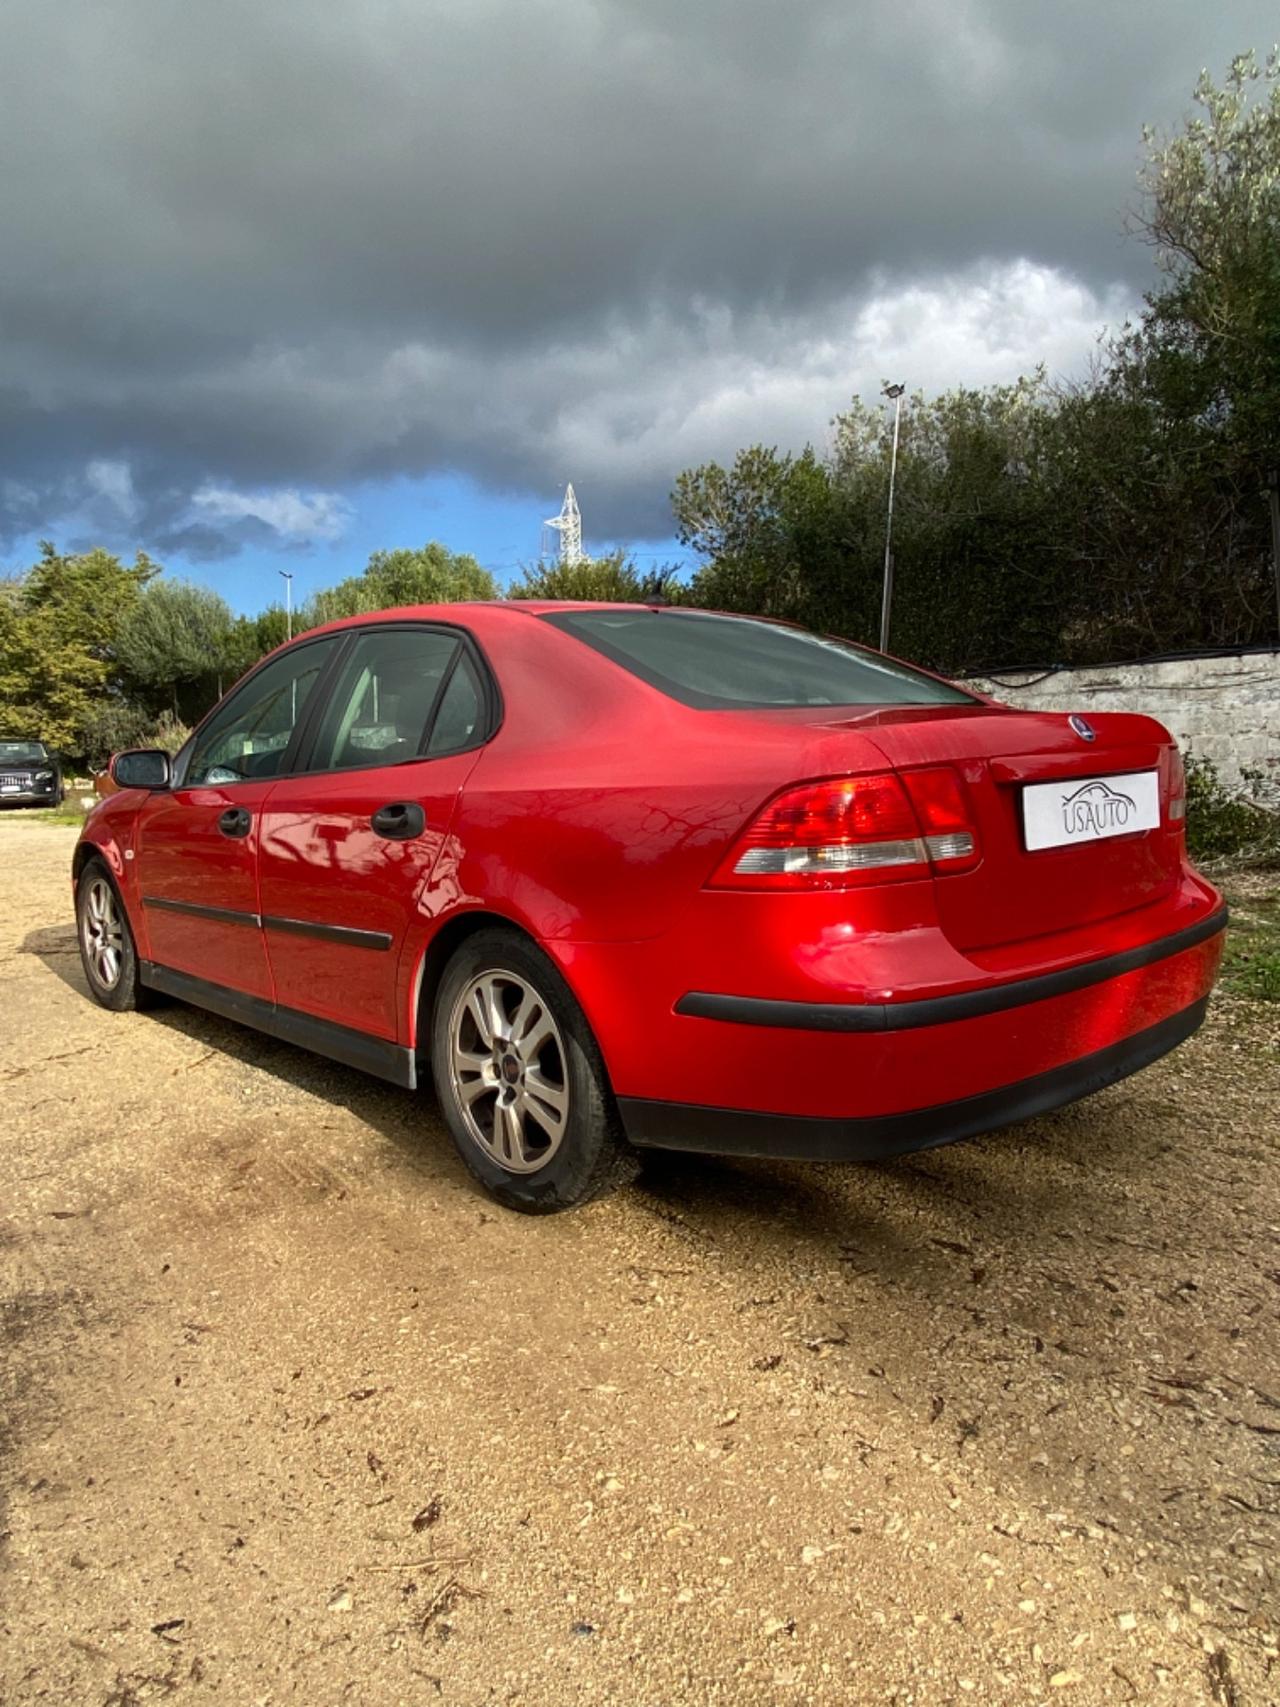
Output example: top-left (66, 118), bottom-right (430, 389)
top-left (807, 703), bottom-right (1182, 951)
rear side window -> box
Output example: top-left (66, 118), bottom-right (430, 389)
top-left (541, 610), bottom-right (973, 709)
top-left (309, 628), bottom-right (461, 772)
top-left (427, 652), bottom-right (485, 754)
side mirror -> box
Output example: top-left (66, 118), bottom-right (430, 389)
top-left (111, 748), bottom-right (171, 791)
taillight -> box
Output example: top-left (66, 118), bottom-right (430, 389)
top-left (1167, 746), bottom-right (1187, 824)
top-left (710, 768), bottom-right (979, 890)
top-left (901, 766), bottom-right (982, 872)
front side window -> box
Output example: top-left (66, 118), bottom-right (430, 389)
top-left (541, 609), bottom-right (974, 710)
top-left (184, 638), bottom-right (339, 786)
top-left (307, 628), bottom-right (466, 772)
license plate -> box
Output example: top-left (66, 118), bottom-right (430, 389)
top-left (1022, 770), bottom-right (1160, 851)
top-left (0, 784), bottom-right (19, 794)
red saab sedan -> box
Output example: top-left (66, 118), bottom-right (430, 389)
top-left (73, 603), bottom-right (1225, 1212)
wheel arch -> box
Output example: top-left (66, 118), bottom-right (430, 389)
top-left (72, 832), bottom-right (150, 953)
top-left (73, 833), bottom-right (125, 888)
top-left (408, 909), bottom-right (609, 1083)
top-left (411, 909), bottom-right (540, 1056)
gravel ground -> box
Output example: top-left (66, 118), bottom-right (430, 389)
top-left (2, 824), bottom-right (1277, 1707)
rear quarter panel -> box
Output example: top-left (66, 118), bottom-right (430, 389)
top-left (393, 614), bottom-right (913, 1059)
top-left (427, 617), bottom-right (896, 946)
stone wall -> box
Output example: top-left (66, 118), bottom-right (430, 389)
top-left (963, 650), bottom-right (1280, 803)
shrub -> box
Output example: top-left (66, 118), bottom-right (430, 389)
top-left (1233, 951), bottom-right (1280, 1002)
top-left (76, 703), bottom-right (192, 771)
top-left (1184, 755), bottom-right (1280, 865)
top-left (77, 700), bottom-right (159, 770)
top-left (152, 711), bottom-right (193, 755)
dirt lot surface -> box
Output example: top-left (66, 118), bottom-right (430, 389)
top-left (2, 824), bottom-right (1277, 1706)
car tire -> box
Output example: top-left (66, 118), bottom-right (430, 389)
top-left (430, 927), bottom-right (637, 1213)
top-left (75, 858), bottom-right (152, 1012)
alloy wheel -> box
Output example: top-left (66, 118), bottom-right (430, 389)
top-left (447, 970), bottom-right (570, 1173)
top-left (81, 876), bottom-right (124, 990)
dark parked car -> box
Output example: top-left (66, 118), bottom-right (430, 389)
top-left (0, 740), bottom-right (63, 808)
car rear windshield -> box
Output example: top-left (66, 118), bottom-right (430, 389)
top-left (0, 741), bottom-right (48, 763)
top-left (541, 610), bottom-right (974, 710)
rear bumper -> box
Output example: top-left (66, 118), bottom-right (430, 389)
top-left (620, 995), bottom-right (1208, 1160)
top-left (547, 871), bottom-right (1225, 1151)
top-left (672, 905), bottom-right (1227, 1033)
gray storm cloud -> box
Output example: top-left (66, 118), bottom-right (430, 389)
top-left (0, 0), bottom-right (1272, 554)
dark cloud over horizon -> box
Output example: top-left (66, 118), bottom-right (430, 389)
top-left (1, 1), bottom-right (1273, 559)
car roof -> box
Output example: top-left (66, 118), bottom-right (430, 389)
top-left (299, 599), bottom-right (701, 639)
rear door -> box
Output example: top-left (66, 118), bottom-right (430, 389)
top-left (133, 635), bottom-right (342, 997)
top-left (256, 624), bottom-right (492, 1039)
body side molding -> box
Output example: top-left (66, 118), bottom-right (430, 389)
top-left (260, 914), bottom-right (393, 951)
top-left (142, 894), bottom-right (393, 950)
top-left (142, 895), bottom-right (261, 928)
top-left (140, 961), bottom-right (417, 1088)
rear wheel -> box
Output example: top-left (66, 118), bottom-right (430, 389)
top-left (75, 859), bottom-right (150, 1012)
top-left (431, 929), bottom-right (636, 1212)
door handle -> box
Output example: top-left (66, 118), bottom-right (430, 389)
top-left (218, 806), bottom-right (252, 839)
top-left (370, 801), bottom-right (425, 840)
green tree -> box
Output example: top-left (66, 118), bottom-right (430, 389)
top-left (830, 378), bottom-right (1068, 670)
top-left (1037, 370), bottom-right (1267, 656)
top-left (676, 388), bottom-right (1064, 673)
top-left (1012, 50), bottom-right (1280, 662)
top-left (1096, 48), bottom-right (1280, 647)
top-left (1131, 49), bottom-right (1280, 468)
top-left (225, 605), bottom-right (291, 684)
top-left (0, 596), bottom-right (106, 750)
top-left (506, 549), bottom-right (683, 601)
top-left (115, 579), bottom-right (237, 718)
top-left (676, 447), bottom-right (843, 621)
top-left (303, 541), bottom-right (497, 625)
top-left (0, 542), bottom-right (156, 753)
top-left (20, 540), bottom-right (157, 655)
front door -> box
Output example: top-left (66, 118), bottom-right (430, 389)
top-left (257, 625), bottom-right (490, 1038)
top-left (134, 635), bottom-right (341, 999)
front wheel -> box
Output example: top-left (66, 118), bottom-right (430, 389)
top-left (430, 929), bottom-right (636, 1213)
top-left (75, 859), bottom-right (150, 1012)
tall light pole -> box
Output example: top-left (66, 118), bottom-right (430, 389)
top-left (880, 383), bottom-right (905, 653)
top-left (278, 570), bottom-right (294, 641)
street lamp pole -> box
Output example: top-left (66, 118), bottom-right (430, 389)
top-left (278, 570), bottom-right (294, 641)
top-left (880, 383), bottom-right (905, 653)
